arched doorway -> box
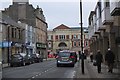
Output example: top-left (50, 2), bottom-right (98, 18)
top-left (58, 42), bottom-right (67, 47)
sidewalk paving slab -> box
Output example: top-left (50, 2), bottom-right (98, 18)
top-left (76, 58), bottom-right (120, 79)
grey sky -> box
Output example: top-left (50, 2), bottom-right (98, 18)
top-left (0, 0), bottom-right (98, 29)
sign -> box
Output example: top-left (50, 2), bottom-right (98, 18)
top-left (0, 42), bottom-right (2, 48)
top-left (36, 43), bottom-right (46, 49)
top-left (2, 41), bottom-right (12, 47)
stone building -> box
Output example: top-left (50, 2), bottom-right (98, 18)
top-left (88, 0), bottom-right (120, 66)
top-left (2, 0), bottom-right (48, 59)
top-left (47, 24), bottom-right (89, 55)
top-left (0, 12), bottom-right (25, 63)
top-left (19, 22), bottom-right (35, 55)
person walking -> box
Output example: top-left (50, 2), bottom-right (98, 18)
top-left (90, 51), bottom-right (93, 62)
top-left (95, 50), bottom-right (103, 73)
top-left (105, 48), bottom-right (115, 73)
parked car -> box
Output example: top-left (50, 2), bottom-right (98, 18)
top-left (31, 53), bottom-right (41, 63)
top-left (10, 54), bottom-right (25, 67)
top-left (37, 53), bottom-right (43, 62)
top-left (56, 50), bottom-right (77, 67)
top-left (20, 53), bottom-right (33, 65)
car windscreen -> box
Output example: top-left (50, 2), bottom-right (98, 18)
top-left (32, 54), bottom-right (37, 57)
top-left (12, 54), bottom-right (21, 58)
top-left (20, 53), bottom-right (26, 57)
top-left (58, 52), bottom-right (70, 57)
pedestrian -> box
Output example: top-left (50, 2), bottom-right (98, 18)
top-left (105, 48), bottom-right (115, 73)
top-left (95, 50), bottom-right (103, 73)
top-left (90, 51), bottom-right (93, 62)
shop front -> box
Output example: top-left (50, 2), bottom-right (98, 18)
top-left (25, 42), bottom-right (34, 55)
top-left (36, 42), bottom-right (47, 59)
top-left (11, 42), bottom-right (23, 54)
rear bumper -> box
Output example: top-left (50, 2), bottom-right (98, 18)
top-left (57, 61), bottom-right (74, 65)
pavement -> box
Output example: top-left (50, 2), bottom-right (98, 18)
top-left (75, 57), bottom-right (120, 79)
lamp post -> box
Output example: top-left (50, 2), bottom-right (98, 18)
top-left (80, 0), bottom-right (84, 74)
top-left (7, 25), bottom-right (10, 66)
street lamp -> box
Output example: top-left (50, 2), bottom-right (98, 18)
top-left (7, 25), bottom-right (10, 66)
top-left (80, 0), bottom-right (84, 74)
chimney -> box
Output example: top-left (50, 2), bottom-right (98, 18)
top-left (13, 0), bottom-right (29, 4)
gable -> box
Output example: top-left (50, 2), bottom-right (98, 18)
top-left (54, 24), bottom-right (70, 29)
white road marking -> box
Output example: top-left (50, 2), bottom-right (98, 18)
top-left (36, 75), bottom-right (38, 77)
top-left (32, 76), bottom-right (35, 78)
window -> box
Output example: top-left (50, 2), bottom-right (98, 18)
top-left (14, 28), bottom-right (17, 38)
top-left (79, 42), bottom-right (81, 46)
top-left (18, 29), bottom-right (21, 39)
top-left (74, 42), bottom-right (76, 47)
top-left (86, 41), bottom-right (88, 46)
top-left (55, 35), bottom-right (58, 40)
top-left (105, 2), bottom-right (109, 7)
top-left (48, 35), bottom-right (51, 40)
top-left (78, 34), bottom-right (80, 39)
top-left (11, 28), bottom-right (14, 38)
top-left (59, 35), bottom-right (65, 40)
top-left (51, 35), bottom-right (53, 40)
top-left (73, 34), bottom-right (77, 39)
top-left (66, 35), bottom-right (69, 39)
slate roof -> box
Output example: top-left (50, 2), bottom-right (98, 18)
top-left (0, 12), bottom-right (21, 28)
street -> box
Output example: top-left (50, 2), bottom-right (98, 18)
top-left (2, 58), bottom-right (120, 80)
top-left (2, 59), bottom-right (77, 79)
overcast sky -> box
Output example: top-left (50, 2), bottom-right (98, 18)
top-left (0, 0), bottom-right (98, 29)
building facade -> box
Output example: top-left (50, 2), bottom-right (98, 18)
top-left (47, 24), bottom-right (89, 55)
top-left (2, 0), bottom-right (48, 59)
top-left (88, 0), bottom-right (120, 66)
top-left (0, 12), bottom-right (25, 63)
top-left (19, 22), bottom-right (35, 55)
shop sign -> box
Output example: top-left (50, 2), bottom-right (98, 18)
top-left (36, 43), bottom-right (46, 48)
top-left (0, 42), bottom-right (2, 48)
top-left (2, 41), bottom-right (12, 47)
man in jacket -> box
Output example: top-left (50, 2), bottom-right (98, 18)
top-left (95, 50), bottom-right (103, 73)
top-left (105, 48), bottom-right (115, 73)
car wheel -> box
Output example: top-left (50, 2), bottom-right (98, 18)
top-left (10, 64), bottom-right (13, 67)
top-left (71, 64), bottom-right (74, 67)
top-left (57, 64), bottom-right (60, 67)
top-left (17, 64), bottom-right (20, 67)
top-left (22, 62), bottom-right (26, 66)
top-left (40, 59), bottom-right (43, 62)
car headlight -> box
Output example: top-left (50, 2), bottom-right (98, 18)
top-left (58, 61), bottom-right (60, 62)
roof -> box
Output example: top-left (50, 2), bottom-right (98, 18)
top-left (53, 24), bottom-right (70, 29)
top-left (53, 24), bottom-right (88, 30)
top-left (0, 12), bottom-right (21, 28)
top-left (70, 27), bottom-right (80, 29)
